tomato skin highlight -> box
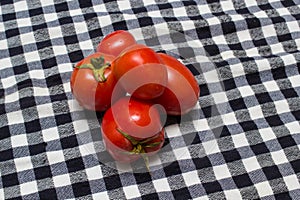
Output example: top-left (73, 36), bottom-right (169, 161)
top-left (153, 53), bottom-right (200, 115)
top-left (70, 52), bottom-right (126, 112)
top-left (96, 30), bottom-right (136, 57)
top-left (113, 45), bottom-right (168, 100)
top-left (101, 96), bottom-right (165, 163)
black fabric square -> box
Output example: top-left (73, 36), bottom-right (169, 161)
top-left (222, 149), bottom-right (241, 163)
top-left (68, 51), bottom-right (84, 64)
top-left (253, 38), bottom-right (268, 47)
top-left (246, 18), bottom-right (261, 29)
top-left (281, 88), bottom-right (298, 99)
top-left (271, 16), bottom-right (285, 24)
top-left (5, 28), bottom-right (20, 38)
top-left (104, 174), bottom-right (122, 190)
top-left (9, 46), bottom-right (24, 57)
top-left (256, 92), bottom-right (273, 104)
top-left (138, 17), bottom-right (154, 27)
top-left (29, 7), bottom-right (44, 17)
top-left (274, 192), bottom-right (292, 200)
top-left (0, 126), bottom-right (10, 140)
top-left (36, 41), bottom-right (52, 50)
top-left (132, 7), bottom-right (147, 14)
top-left (29, 142), bottom-right (47, 156)
top-left (202, 181), bottom-right (222, 194)
top-left (55, 113), bottom-right (72, 126)
top-left (41, 57), bottom-right (58, 69)
top-left (3, 13), bottom-right (16, 21)
top-left (59, 17), bottom-right (73, 25)
top-left (111, 21), bottom-right (129, 31)
top-left (292, 110), bottom-right (300, 121)
top-left (193, 156), bottom-right (212, 169)
top-left (63, 35), bottom-right (78, 45)
top-left (278, 135), bottom-right (297, 149)
top-left (88, 29), bottom-right (102, 39)
top-left (25, 119), bottom-right (42, 133)
top-left (141, 193), bottom-right (160, 200)
top-left (278, 33), bottom-right (293, 43)
top-left (13, 64), bottom-right (29, 75)
top-left (272, 68), bottom-right (287, 80)
top-left (251, 142), bottom-right (269, 155)
top-left (233, 173), bottom-right (253, 188)
top-left (240, 121), bottom-right (258, 132)
top-left (46, 74), bottom-right (62, 87)
top-left (66, 157), bottom-right (85, 173)
top-left (200, 84), bottom-right (209, 96)
top-left (205, 45), bottom-right (220, 56)
top-left (265, 115), bottom-right (283, 127)
top-left (222, 21), bottom-right (237, 34)
top-left (164, 161), bottom-right (182, 177)
top-left (262, 166), bottom-right (282, 180)
top-left (19, 96), bottom-right (36, 109)
top-left (2, 173), bottom-right (19, 187)
top-left (61, 135), bottom-right (78, 149)
top-left (158, 2), bottom-right (173, 9)
top-left (79, 0), bottom-right (93, 8)
top-left (172, 187), bottom-right (192, 200)
top-left (0, 149), bottom-right (14, 161)
top-left (55, 2), bottom-right (69, 12)
top-left (50, 93), bottom-right (68, 102)
top-left (246, 72), bottom-right (262, 85)
top-left (224, 78), bottom-right (236, 91)
top-left (290, 159), bottom-right (300, 173)
top-left (32, 23), bottom-right (48, 31)
top-left (72, 181), bottom-right (92, 198)
top-left (34, 166), bottom-right (52, 180)
top-left (196, 27), bottom-right (211, 39)
top-left (281, 1), bottom-right (295, 7)
top-left (39, 188), bottom-right (58, 200)
top-left (229, 98), bottom-right (247, 111)
top-left (17, 79), bottom-right (33, 90)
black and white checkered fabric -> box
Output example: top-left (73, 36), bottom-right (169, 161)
top-left (1, 0), bottom-right (300, 199)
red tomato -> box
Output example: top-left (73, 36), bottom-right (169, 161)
top-left (70, 52), bottom-right (125, 112)
top-left (101, 97), bottom-right (165, 163)
top-left (96, 30), bottom-right (136, 57)
top-left (113, 45), bottom-right (168, 100)
top-left (153, 53), bottom-right (200, 115)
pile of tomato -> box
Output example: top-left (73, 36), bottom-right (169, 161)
top-left (70, 30), bottom-right (200, 167)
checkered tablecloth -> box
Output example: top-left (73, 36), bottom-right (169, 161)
top-left (1, 0), bottom-right (300, 199)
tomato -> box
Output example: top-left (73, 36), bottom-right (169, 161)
top-left (96, 30), bottom-right (136, 57)
top-left (113, 45), bottom-right (168, 100)
top-left (101, 96), bottom-right (165, 163)
top-left (70, 52), bottom-right (126, 112)
top-left (153, 53), bottom-right (200, 115)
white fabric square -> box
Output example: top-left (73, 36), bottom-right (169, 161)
top-left (183, 171), bottom-right (200, 186)
top-left (232, 133), bottom-right (249, 148)
top-left (53, 174), bottom-right (71, 187)
top-left (78, 40), bottom-right (94, 51)
top-left (213, 164), bottom-right (231, 180)
top-left (123, 185), bottom-right (141, 199)
top-left (165, 124), bottom-right (182, 137)
top-left (16, 18), bottom-right (32, 28)
top-left (24, 51), bottom-right (40, 63)
top-left (153, 178), bottom-right (171, 192)
top-left (286, 121), bottom-right (300, 134)
top-left (270, 43), bottom-right (284, 55)
top-left (222, 112), bottom-right (238, 126)
top-left (48, 27), bottom-right (63, 39)
top-left (52, 45), bottom-right (68, 55)
top-left (256, 58), bottom-right (271, 72)
top-left (11, 134), bottom-right (28, 148)
top-left (271, 150), bottom-right (289, 165)
top-left (202, 139), bottom-right (220, 155)
top-left (203, 70), bottom-right (220, 83)
top-left (255, 181), bottom-right (273, 197)
top-left (224, 189), bottom-right (243, 200)
top-left (14, 156), bottom-right (33, 172)
top-left (263, 80), bottom-right (280, 92)
top-left (33, 87), bottom-right (49, 96)
top-left (42, 127), bottom-right (59, 142)
top-left (44, 13), bottom-right (57, 23)
top-left (259, 128), bottom-right (277, 142)
top-left (20, 181), bottom-right (38, 196)
top-left (231, 63), bottom-right (245, 78)
top-left (46, 150), bottom-right (65, 165)
top-left (242, 156), bottom-right (261, 172)
top-left (274, 100), bottom-right (290, 114)
top-left (37, 103), bottom-right (54, 118)
top-left (237, 29), bottom-right (252, 42)
top-left (14, 1), bottom-right (28, 12)
top-left (212, 92), bottom-right (228, 104)
top-left (29, 69), bottom-right (45, 79)
top-left (79, 143), bottom-right (96, 157)
top-left (248, 105), bottom-right (264, 120)
top-left (86, 166), bottom-right (103, 181)
top-left (73, 119), bottom-right (90, 134)
top-left (5, 92), bottom-right (19, 103)
top-left (7, 110), bottom-right (24, 125)
top-left (239, 85), bottom-right (255, 97)
top-left (281, 54), bottom-right (297, 66)
top-left (92, 192), bottom-right (109, 200)
top-left (174, 147), bottom-right (191, 160)
top-left (1, 76), bottom-right (17, 88)
top-left (289, 75), bottom-right (300, 88)
top-left (283, 175), bottom-right (300, 191)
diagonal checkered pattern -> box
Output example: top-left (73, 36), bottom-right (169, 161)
top-left (1, 0), bottom-right (300, 199)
